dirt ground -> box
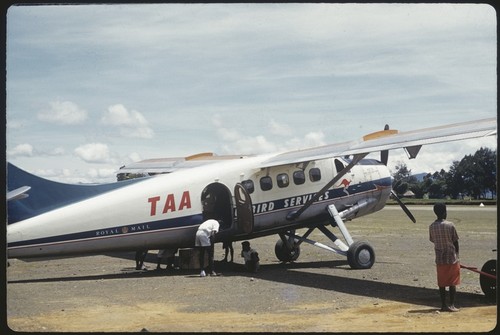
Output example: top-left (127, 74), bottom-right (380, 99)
top-left (5, 205), bottom-right (498, 332)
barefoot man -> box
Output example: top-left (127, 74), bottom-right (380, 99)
top-left (429, 203), bottom-right (460, 312)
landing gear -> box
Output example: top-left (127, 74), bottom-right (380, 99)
top-left (347, 241), bottom-right (375, 269)
top-left (276, 202), bottom-right (376, 269)
top-left (274, 239), bottom-right (300, 263)
top-left (480, 259), bottom-right (496, 300)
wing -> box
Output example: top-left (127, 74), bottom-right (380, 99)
top-left (117, 153), bottom-right (251, 175)
top-left (260, 117), bottom-right (496, 168)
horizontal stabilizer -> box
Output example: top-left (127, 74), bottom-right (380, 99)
top-left (7, 186), bottom-right (31, 201)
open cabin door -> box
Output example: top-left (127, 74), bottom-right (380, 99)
top-left (234, 183), bottom-right (253, 234)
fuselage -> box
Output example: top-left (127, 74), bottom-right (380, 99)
top-left (7, 155), bottom-right (392, 258)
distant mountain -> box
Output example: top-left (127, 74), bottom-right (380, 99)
top-left (412, 172), bottom-right (428, 182)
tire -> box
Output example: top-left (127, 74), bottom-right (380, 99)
top-left (347, 241), bottom-right (375, 269)
top-left (274, 239), bottom-right (300, 263)
top-left (479, 259), bottom-right (496, 300)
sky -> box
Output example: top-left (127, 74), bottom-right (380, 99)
top-left (6, 3), bottom-right (497, 184)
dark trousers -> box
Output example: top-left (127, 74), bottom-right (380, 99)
top-left (245, 260), bottom-right (259, 273)
top-left (198, 244), bottom-right (214, 273)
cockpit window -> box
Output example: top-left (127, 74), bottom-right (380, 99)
top-left (335, 159), bottom-right (345, 173)
top-left (242, 179), bottom-right (254, 194)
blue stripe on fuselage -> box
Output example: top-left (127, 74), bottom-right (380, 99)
top-left (8, 214), bottom-right (204, 249)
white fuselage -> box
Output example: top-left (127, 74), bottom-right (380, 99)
top-left (7, 155), bottom-right (392, 258)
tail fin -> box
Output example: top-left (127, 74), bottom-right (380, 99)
top-left (7, 163), bottom-right (143, 224)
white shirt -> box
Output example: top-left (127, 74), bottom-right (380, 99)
top-left (195, 219), bottom-right (220, 247)
top-left (241, 249), bottom-right (256, 262)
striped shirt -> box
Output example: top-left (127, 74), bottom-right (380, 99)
top-left (429, 219), bottom-right (459, 265)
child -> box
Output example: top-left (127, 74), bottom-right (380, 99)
top-left (241, 241), bottom-right (259, 273)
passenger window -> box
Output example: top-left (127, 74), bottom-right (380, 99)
top-left (309, 168), bottom-right (321, 182)
top-left (260, 176), bottom-right (273, 191)
top-left (241, 179), bottom-right (254, 194)
top-left (277, 173), bottom-right (289, 188)
top-left (293, 170), bottom-right (305, 185)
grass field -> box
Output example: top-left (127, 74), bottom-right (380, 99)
top-left (386, 199), bottom-right (497, 206)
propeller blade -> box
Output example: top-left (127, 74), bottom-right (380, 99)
top-left (381, 150), bottom-right (389, 166)
top-left (391, 190), bottom-right (416, 223)
top-left (381, 124), bottom-right (390, 165)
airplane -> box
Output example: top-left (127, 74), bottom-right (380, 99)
top-left (6, 117), bottom-right (497, 271)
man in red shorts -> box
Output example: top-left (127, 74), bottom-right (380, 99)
top-left (429, 203), bottom-right (460, 312)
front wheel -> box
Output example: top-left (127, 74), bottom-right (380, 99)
top-left (347, 241), bottom-right (375, 269)
top-left (274, 239), bottom-right (300, 263)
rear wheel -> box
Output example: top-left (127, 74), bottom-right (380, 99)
top-left (274, 239), bottom-right (300, 263)
top-left (347, 241), bottom-right (375, 269)
top-left (480, 259), bottom-right (496, 300)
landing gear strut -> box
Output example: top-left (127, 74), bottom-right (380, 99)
top-left (276, 202), bottom-right (376, 269)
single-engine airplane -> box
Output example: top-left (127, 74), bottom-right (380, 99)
top-left (7, 118), bottom-right (496, 269)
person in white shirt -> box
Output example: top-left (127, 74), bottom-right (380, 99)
top-left (241, 241), bottom-right (260, 273)
top-left (195, 219), bottom-right (220, 277)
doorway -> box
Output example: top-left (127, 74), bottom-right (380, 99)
top-left (201, 183), bottom-right (233, 231)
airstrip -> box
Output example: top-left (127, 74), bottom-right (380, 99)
top-left (6, 205), bottom-right (497, 332)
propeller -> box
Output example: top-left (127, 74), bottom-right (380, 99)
top-left (381, 124), bottom-right (416, 223)
top-left (391, 190), bottom-right (417, 223)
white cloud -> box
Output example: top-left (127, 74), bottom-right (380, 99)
top-left (8, 143), bottom-right (34, 157)
top-left (47, 147), bottom-right (66, 156)
top-left (38, 100), bottom-right (88, 125)
top-left (74, 143), bottom-right (112, 163)
top-left (87, 168), bottom-right (117, 180)
top-left (33, 167), bottom-right (115, 184)
top-left (213, 115), bottom-right (330, 155)
top-left (7, 119), bottom-right (26, 129)
top-left (101, 104), bottom-right (154, 139)
top-left (127, 152), bottom-right (142, 162)
top-left (304, 131), bottom-right (326, 147)
top-left (212, 115), bottom-right (277, 154)
top-left (269, 119), bottom-right (292, 137)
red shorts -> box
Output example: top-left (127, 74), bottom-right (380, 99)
top-left (436, 263), bottom-right (461, 287)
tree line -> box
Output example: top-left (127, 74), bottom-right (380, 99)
top-left (392, 147), bottom-right (497, 200)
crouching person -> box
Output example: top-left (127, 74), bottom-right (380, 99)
top-left (241, 241), bottom-right (260, 273)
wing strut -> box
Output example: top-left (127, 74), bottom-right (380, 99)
top-left (286, 153), bottom-right (368, 221)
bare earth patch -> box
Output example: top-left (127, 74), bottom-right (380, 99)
top-left (7, 301), bottom-right (496, 332)
top-left (7, 206), bottom-right (497, 332)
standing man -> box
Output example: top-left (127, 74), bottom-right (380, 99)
top-left (195, 219), bottom-right (220, 277)
top-left (222, 240), bottom-right (234, 263)
top-left (135, 249), bottom-right (148, 271)
top-left (429, 203), bottom-right (460, 312)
